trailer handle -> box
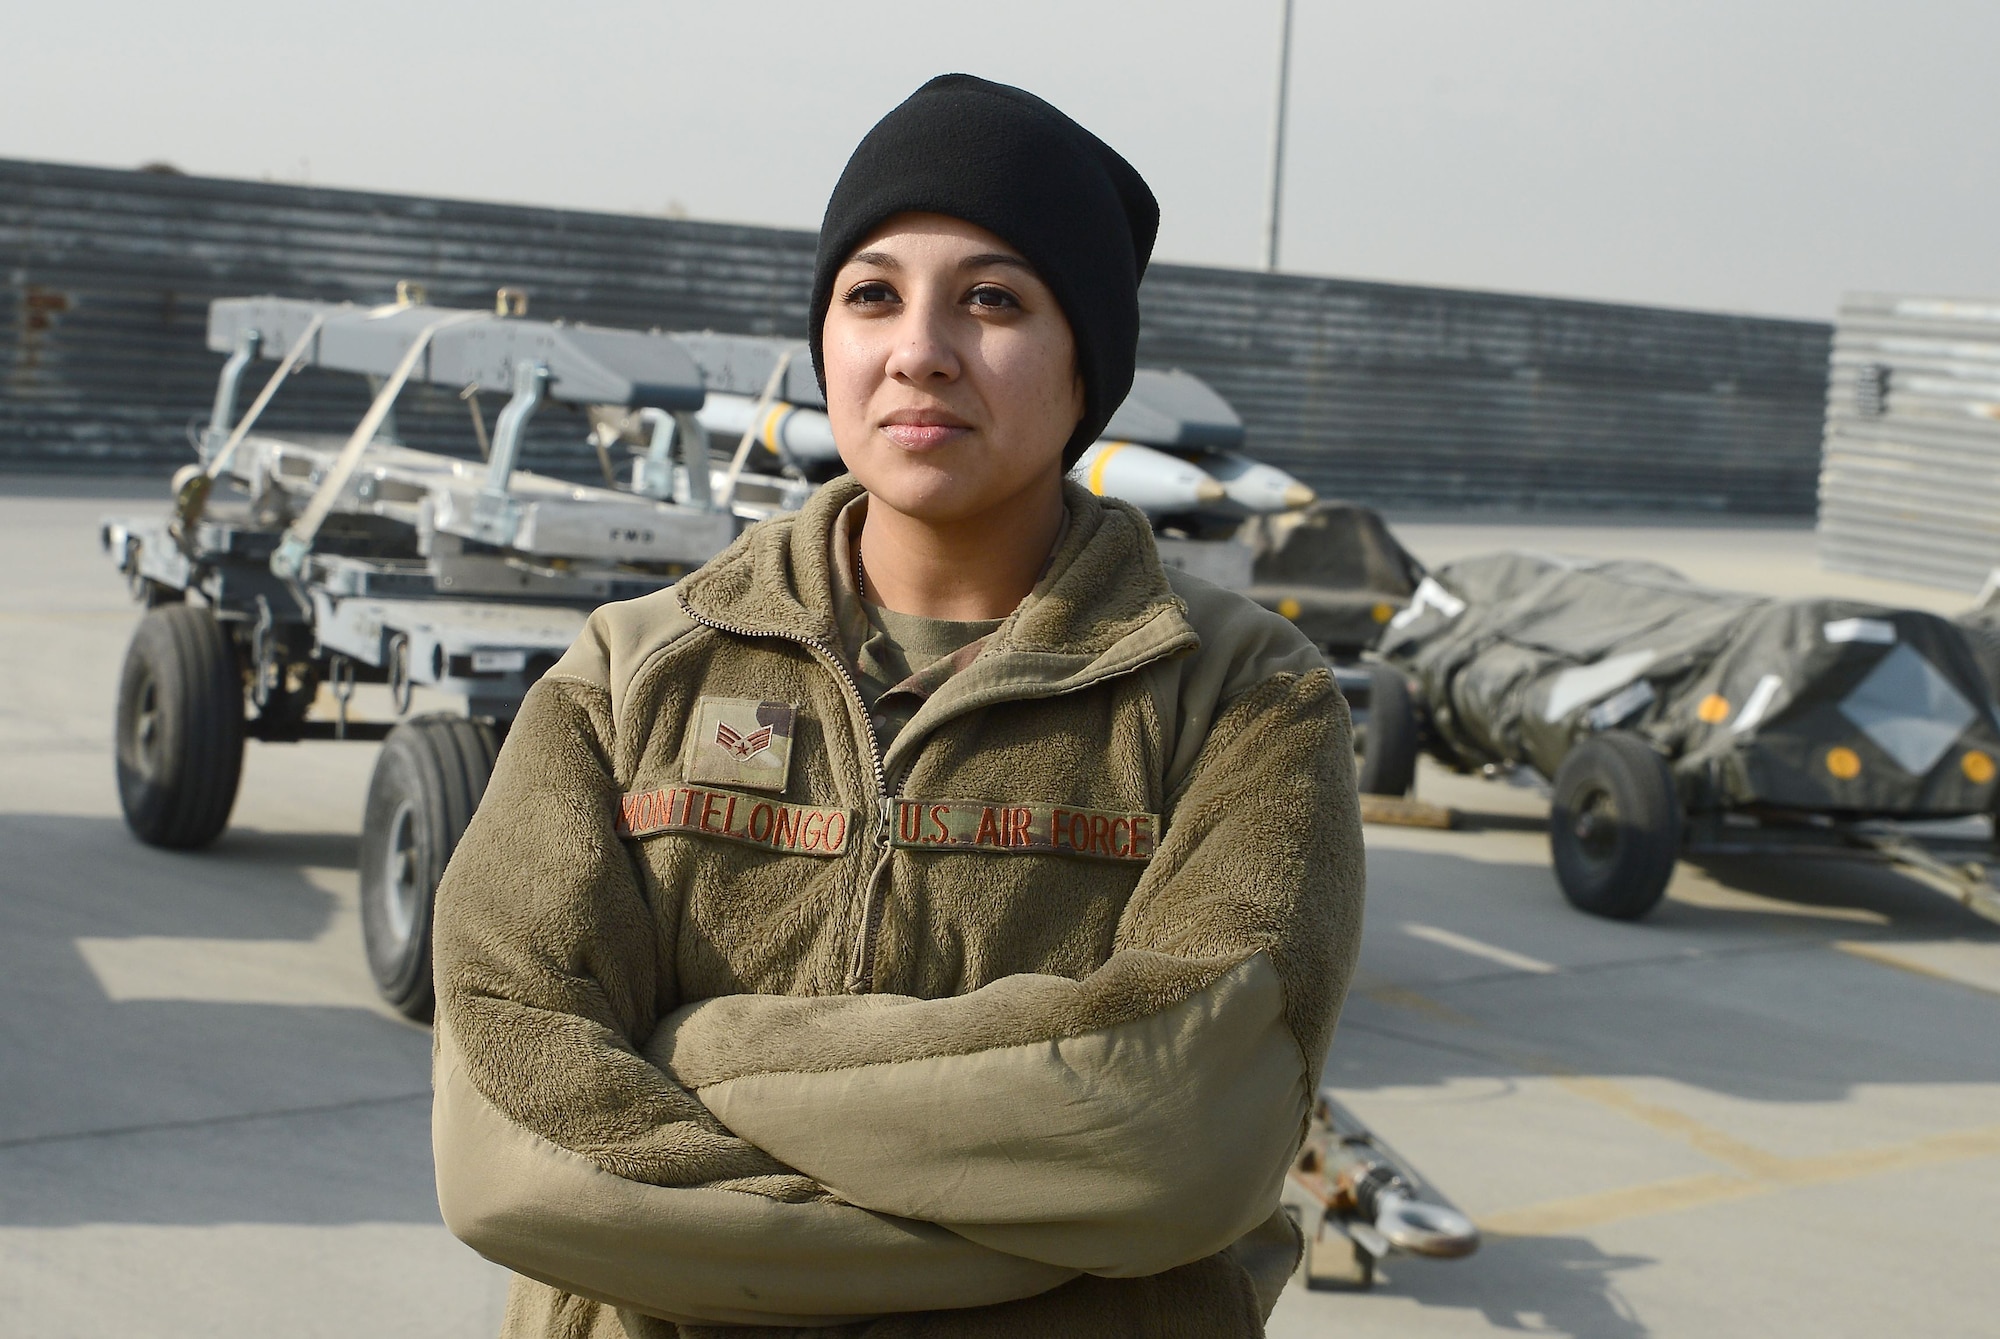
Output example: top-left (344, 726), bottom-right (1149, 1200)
top-left (175, 314), bottom-right (330, 546)
top-left (201, 314), bottom-right (326, 481)
top-left (637, 408), bottom-right (716, 510)
top-left (202, 329), bottom-right (262, 463)
top-left (329, 655), bottom-right (357, 742)
top-left (484, 358), bottom-right (549, 497)
top-left (387, 635), bottom-right (415, 717)
top-left (249, 596), bottom-right (278, 710)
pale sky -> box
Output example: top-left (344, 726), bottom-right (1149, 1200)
top-left (7, 0), bottom-right (1997, 321)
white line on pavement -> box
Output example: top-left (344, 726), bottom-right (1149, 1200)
top-left (1402, 921), bottom-right (1559, 974)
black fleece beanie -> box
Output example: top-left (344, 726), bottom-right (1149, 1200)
top-left (810, 74), bottom-right (1160, 471)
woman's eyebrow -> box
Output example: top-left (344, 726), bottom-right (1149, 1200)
top-left (960, 253), bottom-right (1033, 274)
top-left (844, 251), bottom-right (1031, 275)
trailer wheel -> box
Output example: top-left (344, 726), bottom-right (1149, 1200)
top-left (114, 605), bottom-right (246, 849)
top-left (1549, 732), bottom-right (1682, 920)
top-left (1359, 665), bottom-right (1421, 797)
top-left (138, 578), bottom-right (184, 608)
top-left (359, 715), bottom-right (498, 1020)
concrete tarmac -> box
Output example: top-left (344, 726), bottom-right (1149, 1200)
top-left (4, 477), bottom-right (1997, 1337)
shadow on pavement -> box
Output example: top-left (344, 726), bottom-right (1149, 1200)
top-left (1679, 849), bottom-right (2000, 931)
top-left (0, 812), bottom-right (440, 1227)
top-left (1341, 843), bottom-right (2000, 1104)
top-left (1359, 1233), bottom-right (1652, 1338)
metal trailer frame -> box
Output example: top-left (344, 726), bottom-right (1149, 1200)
top-left (1680, 809), bottom-right (2000, 923)
top-left (108, 296), bottom-right (772, 726)
top-left (103, 292), bottom-right (805, 1017)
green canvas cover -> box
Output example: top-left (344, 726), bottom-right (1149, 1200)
top-left (1379, 552), bottom-right (2000, 817)
top-left (1239, 502), bottom-right (1424, 656)
top-left (1954, 602), bottom-right (2000, 700)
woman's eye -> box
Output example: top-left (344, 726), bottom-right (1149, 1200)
top-left (967, 285), bottom-right (1021, 311)
top-left (843, 281), bottom-right (898, 306)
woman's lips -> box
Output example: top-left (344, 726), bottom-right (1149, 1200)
top-left (880, 422), bottom-right (969, 450)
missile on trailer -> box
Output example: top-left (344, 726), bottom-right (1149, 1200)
top-left (694, 392), bottom-right (842, 466)
top-left (1098, 370), bottom-right (1311, 514)
top-left (687, 361), bottom-right (1305, 517)
top-left (1187, 450), bottom-right (1316, 513)
top-left (695, 392), bottom-right (1266, 521)
top-left (1072, 440), bottom-right (1227, 515)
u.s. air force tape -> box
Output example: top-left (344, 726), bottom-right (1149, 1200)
top-left (893, 799), bottom-right (1157, 862)
top-left (616, 787), bottom-right (1157, 863)
top-left (617, 784), bottom-right (850, 856)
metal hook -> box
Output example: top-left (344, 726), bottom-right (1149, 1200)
top-left (250, 596), bottom-right (277, 709)
top-left (329, 655), bottom-right (356, 741)
top-left (387, 635), bottom-right (414, 717)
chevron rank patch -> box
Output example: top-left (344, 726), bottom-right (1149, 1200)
top-left (685, 698), bottom-right (796, 792)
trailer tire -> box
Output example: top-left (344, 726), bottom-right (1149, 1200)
top-left (115, 605), bottom-right (245, 849)
top-left (139, 578), bottom-right (184, 608)
top-left (359, 715), bottom-right (498, 1020)
top-left (1549, 731), bottom-right (1682, 920)
top-left (1359, 664), bottom-right (1421, 797)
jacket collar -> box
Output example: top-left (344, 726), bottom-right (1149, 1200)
top-left (677, 475), bottom-right (1199, 689)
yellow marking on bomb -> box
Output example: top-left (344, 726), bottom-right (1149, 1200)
top-left (1826, 746), bottom-right (1862, 779)
top-left (760, 405), bottom-right (788, 452)
top-left (1963, 750), bottom-right (1995, 784)
top-left (1087, 441), bottom-right (1128, 496)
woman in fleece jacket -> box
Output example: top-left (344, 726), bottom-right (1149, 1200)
top-left (431, 73), bottom-right (1365, 1338)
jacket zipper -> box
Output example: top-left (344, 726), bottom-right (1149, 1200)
top-left (676, 602), bottom-right (896, 993)
top-left (678, 599), bottom-right (1195, 994)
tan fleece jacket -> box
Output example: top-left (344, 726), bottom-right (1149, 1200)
top-left (431, 477), bottom-right (1365, 1337)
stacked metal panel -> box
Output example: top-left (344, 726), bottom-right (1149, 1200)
top-left (1818, 295), bottom-right (2000, 590)
top-left (2, 157), bottom-right (1831, 512)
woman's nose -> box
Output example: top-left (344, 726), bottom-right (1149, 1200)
top-left (883, 297), bottom-right (962, 385)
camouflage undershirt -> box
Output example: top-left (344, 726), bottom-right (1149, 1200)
top-left (829, 494), bottom-right (1065, 752)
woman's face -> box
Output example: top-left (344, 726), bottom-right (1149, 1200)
top-left (823, 213), bottom-right (1083, 526)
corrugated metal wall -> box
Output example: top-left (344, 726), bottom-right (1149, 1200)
top-left (2, 157), bottom-right (1831, 511)
top-left (1137, 270), bottom-right (1829, 513)
top-left (1818, 293), bottom-right (2000, 591)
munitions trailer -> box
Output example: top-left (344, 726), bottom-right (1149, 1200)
top-left (1362, 552), bottom-right (2000, 925)
top-left (103, 291), bottom-right (799, 1017)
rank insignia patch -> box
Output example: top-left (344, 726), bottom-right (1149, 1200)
top-left (685, 698), bottom-right (796, 792)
